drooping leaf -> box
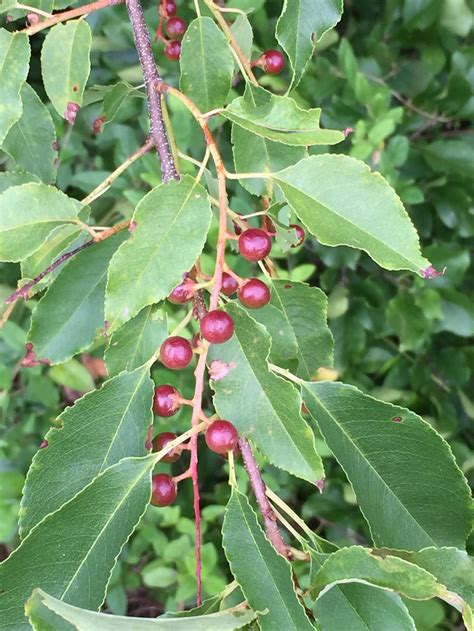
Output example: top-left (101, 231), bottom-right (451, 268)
top-left (105, 306), bottom-right (168, 377)
top-left (270, 280), bottom-right (333, 379)
top-left (0, 171), bottom-right (40, 194)
top-left (27, 234), bottom-right (124, 364)
top-left (311, 546), bottom-right (472, 629)
top-left (273, 154), bottom-right (431, 274)
top-left (222, 488), bottom-right (314, 630)
top-left (41, 20), bottom-right (92, 119)
top-left (310, 551), bottom-right (417, 631)
top-left (209, 303), bottom-right (323, 484)
top-left (223, 85), bottom-right (344, 146)
top-left (180, 17), bottom-right (234, 112)
top-left (3, 83), bottom-right (58, 183)
top-left (0, 183), bottom-right (82, 262)
top-left (19, 365), bottom-right (153, 537)
top-left (26, 588), bottom-right (257, 630)
top-left (0, 30), bottom-right (30, 144)
top-left (276, 0), bottom-right (344, 89)
top-left (0, 456), bottom-right (154, 631)
top-left (105, 176), bottom-right (212, 331)
top-left (232, 123), bottom-right (307, 196)
top-left (229, 13), bottom-right (253, 63)
top-left (302, 381), bottom-right (472, 550)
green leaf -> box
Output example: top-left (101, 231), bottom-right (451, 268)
top-left (105, 306), bottom-right (168, 377)
top-left (19, 365), bottom-right (153, 537)
top-left (0, 183), bottom-right (82, 262)
top-left (223, 85), bottom-right (344, 146)
top-left (21, 220), bottom-right (89, 297)
top-left (273, 155), bottom-right (431, 274)
top-left (102, 81), bottom-right (136, 126)
top-left (41, 20), bottom-right (92, 119)
top-left (270, 280), bottom-right (333, 379)
top-left (311, 546), bottom-right (446, 600)
top-left (3, 83), bottom-right (58, 183)
top-left (180, 17), bottom-right (234, 112)
top-left (0, 30), bottom-right (30, 144)
top-left (276, 0), bottom-right (343, 89)
top-left (0, 171), bottom-right (40, 194)
top-left (232, 124), bottom-right (307, 196)
top-left (105, 176), bottom-right (212, 331)
top-left (27, 234), bottom-right (124, 364)
top-left (230, 13), bottom-right (253, 63)
top-left (223, 488), bottom-right (313, 630)
top-left (209, 303), bottom-right (323, 484)
top-left (302, 381), bottom-right (472, 550)
top-left (49, 358), bottom-right (95, 392)
top-left (0, 0), bottom-right (18, 14)
top-left (0, 456), bottom-right (154, 631)
top-left (26, 588), bottom-right (257, 629)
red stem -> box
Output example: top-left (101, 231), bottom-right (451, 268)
top-left (239, 438), bottom-right (289, 558)
top-left (21, 0), bottom-right (120, 35)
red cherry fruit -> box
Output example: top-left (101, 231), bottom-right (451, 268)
top-left (221, 272), bottom-right (239, 296)
top-left (168, 281), bottom-right (193, 304)
top-left (205, 420), bottom-right (238, 454)
top-left (151, 473), bottom-right (177, 506)
top-left (164, 40), bottom-right (181, 60)
top-left (160, 336), bottom-right (193, 370)
top-left (200, 310), bottom-right (234, 344)
top-left (162, 0), bottom-right (176, 17)
top-left (166, 16), bottom-right (187, 39)
top-left (238, 278), bottom-right (270, 309)
top-left (259, 49), bottom-right (285, 74)
top-left (238, 228), bottom-right (272, 262)
top-left (152, 432), bottom-right (181, 462)
top-left (153, 385), bottom-right (181, 417)
top-left (290, 224), bottom-right (305, 247)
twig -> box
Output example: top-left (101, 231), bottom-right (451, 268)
top-left (21, 0), bottom-right (119, 36)
top-left (203, 0), bottom-right (258, 86)
top-left (239, 438), bottom-right (289, 558)
top-left (0, 301), bottom-right (17, 330)
top-left (126, 0), bottom-right (179, 182)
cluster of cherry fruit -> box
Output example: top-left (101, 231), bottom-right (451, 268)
top-left (155, 0), bottom-right (286, 75)
top-left (150, 224), bottom-right (305, 507)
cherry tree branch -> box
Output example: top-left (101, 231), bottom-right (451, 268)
top-left (239, 438), bottom-right (290, 558)
top-left (126, 0), bottom-right (179, 182)
top-left (21, 0), bottom-right (121, 36)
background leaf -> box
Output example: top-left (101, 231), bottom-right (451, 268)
top-left (19, 365), bottom-right (153, 537)
top-left (222, 488), bottom-right (313, 630)
top-left (3, 83), bottom-right (58, 183)
top-left (276, 0), bottom-right (344, 89)
top-left (41, 20), bottom-right (92, 119)
top-left (302, 381), bottom-right (472, 550)
top-left (0, 30), bottom-right (30, 144)
top-left (0, 183), bottom-right (82, 262)
top-left (0, 456), bottom-right (153, 631)
top-left (105, 176), bottom-right (211, 331)
top-left (27, 234), bottom-right (124, 364)
top-left (209, 303), bottom-right (323, 484)
top-left (273, 154), bottom-right (431, 274)
top-left (180, 17), bottom-right (234, 112)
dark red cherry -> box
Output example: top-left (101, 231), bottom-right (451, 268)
top-left (238, 228), bottom-right (272, 262)
top-left (152, 432), bottom-right (181, 462)
top-left (168, 281), bottom-right (193, 304)
top-left (205, 420), bottom-right (238, 455)
top-left (238, 278), bottom-right (270, 309)
top-left (151, 473), bottom-right (177, 506)
top-left (164, 40), bottom-right (181, 60)
top-left (162, 0), bottom-right (176, 17)
top-left (259, 49), bottom-right (285, 74)
top-left (166, 16), bottom-right (187, 39)
top-left (160, 336), bottom-right (193, 370)
top-left (290, 224), bottom-right (305, 247)
top-left (153, 385), bottom-right (181, 417)
top-left (221, 272), bottom-right (239, 296)
top-left (200, 310), bottom-right (234, 344)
